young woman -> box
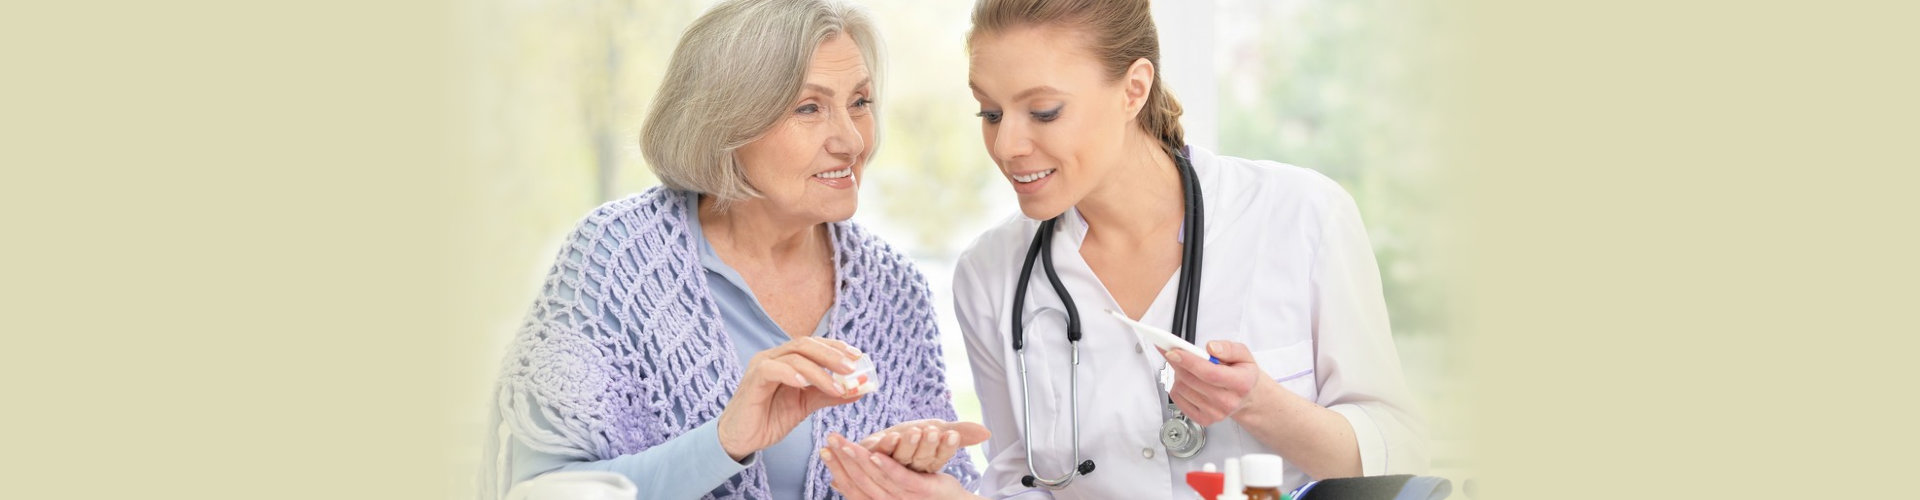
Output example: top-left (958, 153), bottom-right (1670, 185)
top-left (821, 1), bottom-right (1426, 498)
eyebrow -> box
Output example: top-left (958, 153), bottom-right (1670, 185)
top-left (803, 77), bottom-right (873, 99)
top-left (967, 82), bottom-right (1066, 102)
top-left (1013, 85), bottom-right (1064, 101)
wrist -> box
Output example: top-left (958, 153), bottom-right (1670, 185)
top-left (721, 440), bottom-right (753, 463)
top-left (934, 473), bottom-right (977, 500)
top-left (715, 412), bottom-right (755, 462)
top-left (939, 487), bottom-right (982, 500)
top-left (1230, 376), bottom-right (1292, 426)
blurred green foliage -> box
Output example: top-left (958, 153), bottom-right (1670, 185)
top-left (1218, 0), bottom-right (1446, 336)
top-left (476, 0), bottom-right (1446, 338)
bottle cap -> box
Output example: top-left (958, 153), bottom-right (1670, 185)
top-left (1217, 457), bottom-right (1249, 500)
top-left (1185, 470), bottom-right (1223, 500)
top-left (1240, 453), bottom-right (1285, 488)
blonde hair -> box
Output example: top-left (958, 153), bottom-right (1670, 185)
top-left (968, 0), bottom-right (1184, 153)
top-left (640, 0), bottom-right (884, 206)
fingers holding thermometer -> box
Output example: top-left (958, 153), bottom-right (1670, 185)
top-left (1161, 339), bottom-right (1268, 426)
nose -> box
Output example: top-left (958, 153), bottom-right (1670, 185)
top-left (824, 107), bottom-right (866, 160)
top-left (991, 118), bottom-right (1032, 162)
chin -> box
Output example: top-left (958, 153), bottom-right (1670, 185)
top-left (1015, 196), bottom-right (1070, 222)
top-left (817, 196), bottom-right (858, 223)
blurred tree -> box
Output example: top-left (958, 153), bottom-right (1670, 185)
top-left (1218, 0), bottom-right (1445, 336)
top-left (476, 0), bottom-right (1447, 334)
top-left (857, 0), bottom-right (1004, 258)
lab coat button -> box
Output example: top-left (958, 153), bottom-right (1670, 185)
top-left (1135, 343), bottom-right (1144, 353)
top-left (1142, 447), bottom-right (1155, 459)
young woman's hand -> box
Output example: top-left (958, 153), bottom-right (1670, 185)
top-left (1161, 340), bottom-right (1284, 426)
top-left (855, 419), bottom-right (991, 473)
top-left (822, 433), bottom-right (982, 500)
top-left (716, 337), bottom-right (866, 461)
top-left (1164, 339), bottom-right (1370, 479)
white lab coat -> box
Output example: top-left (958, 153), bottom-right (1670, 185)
top-left (953, 146), bottom-right (1427, 499)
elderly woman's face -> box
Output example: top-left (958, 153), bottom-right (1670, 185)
top-left (735, 35), bottom-right (875, 224)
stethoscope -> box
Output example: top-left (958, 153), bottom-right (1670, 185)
top-left (1012, 147), bottom-right (1207, 490)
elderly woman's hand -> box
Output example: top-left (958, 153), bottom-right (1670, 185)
top-left (823, 433), bottom-right (981, 500)
top-left (855, 419), bottom-right (990, 473)
top-left (716, 337), bottom-right (867, 461)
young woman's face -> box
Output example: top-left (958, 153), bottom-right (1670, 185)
top-left (734, 34), bottom-right (875, 224)
top-left (970, 26), bottom-right (1139, 220)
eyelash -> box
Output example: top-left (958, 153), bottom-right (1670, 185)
top-left (797, 96), bottom-right (874, 115)
top-left (1032, 106), bottom-right (1062, 122)
top-left (975, 106), bottom-right (1063, 125)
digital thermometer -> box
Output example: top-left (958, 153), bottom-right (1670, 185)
top-left (1105, 309), bottom-right (1219, 364)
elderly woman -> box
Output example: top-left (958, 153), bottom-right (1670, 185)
top-left (480, 1), bottom-right (984, 499)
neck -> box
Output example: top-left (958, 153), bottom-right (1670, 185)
top-left (698, 195), bottom-right (830, 267)
top-left (1077, 138), bottom-right (1183, 246)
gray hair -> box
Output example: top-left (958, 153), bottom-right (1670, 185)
top-left (639, 0), bottom-right (885, 206)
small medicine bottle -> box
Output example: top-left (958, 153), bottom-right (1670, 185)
top-left (833, 354), bottom-right (878, 395)
top-left (1239, 454), bottom-right (1285, 500)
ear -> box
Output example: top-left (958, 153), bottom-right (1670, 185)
top-left (1122, 57), bottom-right (1155, 115)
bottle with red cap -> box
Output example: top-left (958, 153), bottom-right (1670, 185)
top-left (1185, 462), bottom-right (1224, 500)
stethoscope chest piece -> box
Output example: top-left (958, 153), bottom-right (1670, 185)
top-left (1160, 404), bottom-right (1207, 458)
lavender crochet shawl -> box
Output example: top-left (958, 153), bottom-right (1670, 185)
top-left (482, 187), bottom-right (978, 499)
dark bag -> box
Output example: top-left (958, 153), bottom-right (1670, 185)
top-left (1293, 474), bottom-right (1452, 500)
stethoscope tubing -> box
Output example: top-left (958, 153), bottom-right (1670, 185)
top-left (1010, 146), bottom-right (1201, 490)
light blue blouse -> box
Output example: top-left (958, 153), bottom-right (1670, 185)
top-left (508, 191), bottom-right (830, 499)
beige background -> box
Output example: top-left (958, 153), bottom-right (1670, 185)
top-left (1443, 1), bottom-right (1920, 498)
top-left (2, 1), bottom-right (1915, 499)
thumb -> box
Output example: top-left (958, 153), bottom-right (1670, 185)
top-left (1206, 340), bottom-right (1256, 365)
top-left (806, 390), bottom-right (864, 412)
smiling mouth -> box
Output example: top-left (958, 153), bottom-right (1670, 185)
top-left (1012, 169), bottom-right (1056, 183)
top-left (815, 167), bottom-right (853, 179)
